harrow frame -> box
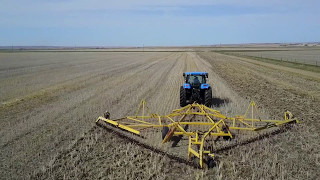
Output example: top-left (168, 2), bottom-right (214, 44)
top-left (96, 100), bottom-right (299, 168)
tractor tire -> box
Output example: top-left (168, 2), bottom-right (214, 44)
top-left (204, 88), bottom-right (212, 107)
top-left (162, 127), bottom-right (169, 140)
top-left (180, 86), bottom-right (187, 107)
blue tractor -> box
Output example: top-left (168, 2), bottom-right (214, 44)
top-left (180, 72), bottom-right (212, 107)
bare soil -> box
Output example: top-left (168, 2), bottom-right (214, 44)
top-left (0, 50), bottom-right (319, 179)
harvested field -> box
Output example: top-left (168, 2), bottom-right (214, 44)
top-left (227, 49), bottom-right (320, 66)
top-left (0, 50), bottom-right (319, 179)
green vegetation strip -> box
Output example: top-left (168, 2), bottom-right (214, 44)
top-left (218, 52), bottom-right (320, 73)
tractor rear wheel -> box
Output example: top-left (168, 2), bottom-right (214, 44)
top-left (204, 88), bottom-right (212, 107)
top-left (180, 86), bottom-right (187, 107)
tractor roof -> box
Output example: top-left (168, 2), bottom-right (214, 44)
top-left (184, 72), bottom-right (208, 76)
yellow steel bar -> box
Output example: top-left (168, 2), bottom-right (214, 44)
top-left (205, 113), bottom-right (216, 124)
top-left (162, 106), bottom-right (192, 144)
top-left (243, 101), bottom-right (253, 118)
top-left (126, 124), bottom-right (164, 128)
top-left (207, 113), bottom-right (227, 120)
top-left (134, 100), bottom-right (152, 117)
top-left (179, 122), bottom-right (215, 125)
top-left (191, 142), bottom-right (202, 145)
top-left (167, 112), bottom-right (205, 116)
top-left (229, 127), bottom-right (255, 131)
top-left (210, 132), bottom-right (230, 136)
top-left (97, 117), bottom-right (140, 135)
top-left (188, 131), bottom-right (202, 160)
top-left (135, 100), bottom-right (144, 117)
top-left (198, 104), bottom-right (206, 113)
top-left (165, 116), bottom-right (176, 123)
top-left (220, 120), bottom-right (233, 138)
top-left (126, 117), bottom-right (153, 125)
top-left (188, 136), bottom-right (192, 159)
top-left (166, 112), bottom-right (226, 119)
top-left (237, 119), bottom-right (254, 128)
top-left (199, 119), bottom-right (225, 168)
top-left (171, 104), bottom-right (191, 114)
top-left (201, 110), bottom-right (227, 124)
top-left (203, 105), bottom-right (221, 114)
top-left (174, 132), bottom-right (229, 137)
top-left (189, 147), bottom-right (200, 158)
top-left (173, 131), bottom-right (229, 137)
top-left (192, 132), bottom-right (199, 142)
top-left (199, 147), bottom-right (204, 168)
top-left (166, 123), bottom-right (178, 127)
top-left (198, 105), bottom-right (216, 124)
top-left (178, 106), bottom-right (193, 123)
top-left (95, 117), bottom-right (126, 122)
top-left (142, 100), bottom-right (145, 121)
top-left (176, 124), bottom-right (188, 133)
top-left (226, 117), bottom-right (294, 124)
top-left (251, 102), bottom-right (254, 126)
top-left (129, 115), bottom-right (157, 118)
top-left (196, 132), bottom-right (199, 141)
top-left (174, 132), bottom-right (194, 136)
top-left (158, 116), bottom-right (162, 126)
top-left (238, 118), bottom-right (283, 123)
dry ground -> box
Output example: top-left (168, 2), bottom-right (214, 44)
top-left (233, 50), bottom-right (320, 66)
top-left (0, 50), bottom-right (319, 179)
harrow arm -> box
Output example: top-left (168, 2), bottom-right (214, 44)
top-left (96, 117), bottom-right (141, 135)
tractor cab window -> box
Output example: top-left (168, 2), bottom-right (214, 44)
top-left (186, 75), bottom-right (206, 84)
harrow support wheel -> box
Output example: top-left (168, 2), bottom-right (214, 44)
top-left (207, 157), bottom-right (216, 168)
top-left (161, 127), bottom-right (169, 140)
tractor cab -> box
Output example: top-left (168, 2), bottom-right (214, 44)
top-left (183, 72), bottom-right (209, 89)
top-left (184, 72), bottom-right (207, 88)
top-left (181, 72), bottom-right (212, 107)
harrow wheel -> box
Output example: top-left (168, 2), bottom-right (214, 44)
top-left (162, 127), bottom-right (169, 140)
top-left (104, 111), bottom-right (110, 119)
top-left (207, 157), bottom-right (216, 168)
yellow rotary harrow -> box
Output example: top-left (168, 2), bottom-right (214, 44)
top-left (95, 100), bottom-right (299, 168)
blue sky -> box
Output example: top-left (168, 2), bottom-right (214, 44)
top-left (0, 0), bottom-right (319, 46)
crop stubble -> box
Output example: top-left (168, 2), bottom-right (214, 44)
top-left (0, 51), bottom-right (318, 179)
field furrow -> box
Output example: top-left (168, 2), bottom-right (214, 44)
top-left (1, 50), bottom-right (318, 179)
